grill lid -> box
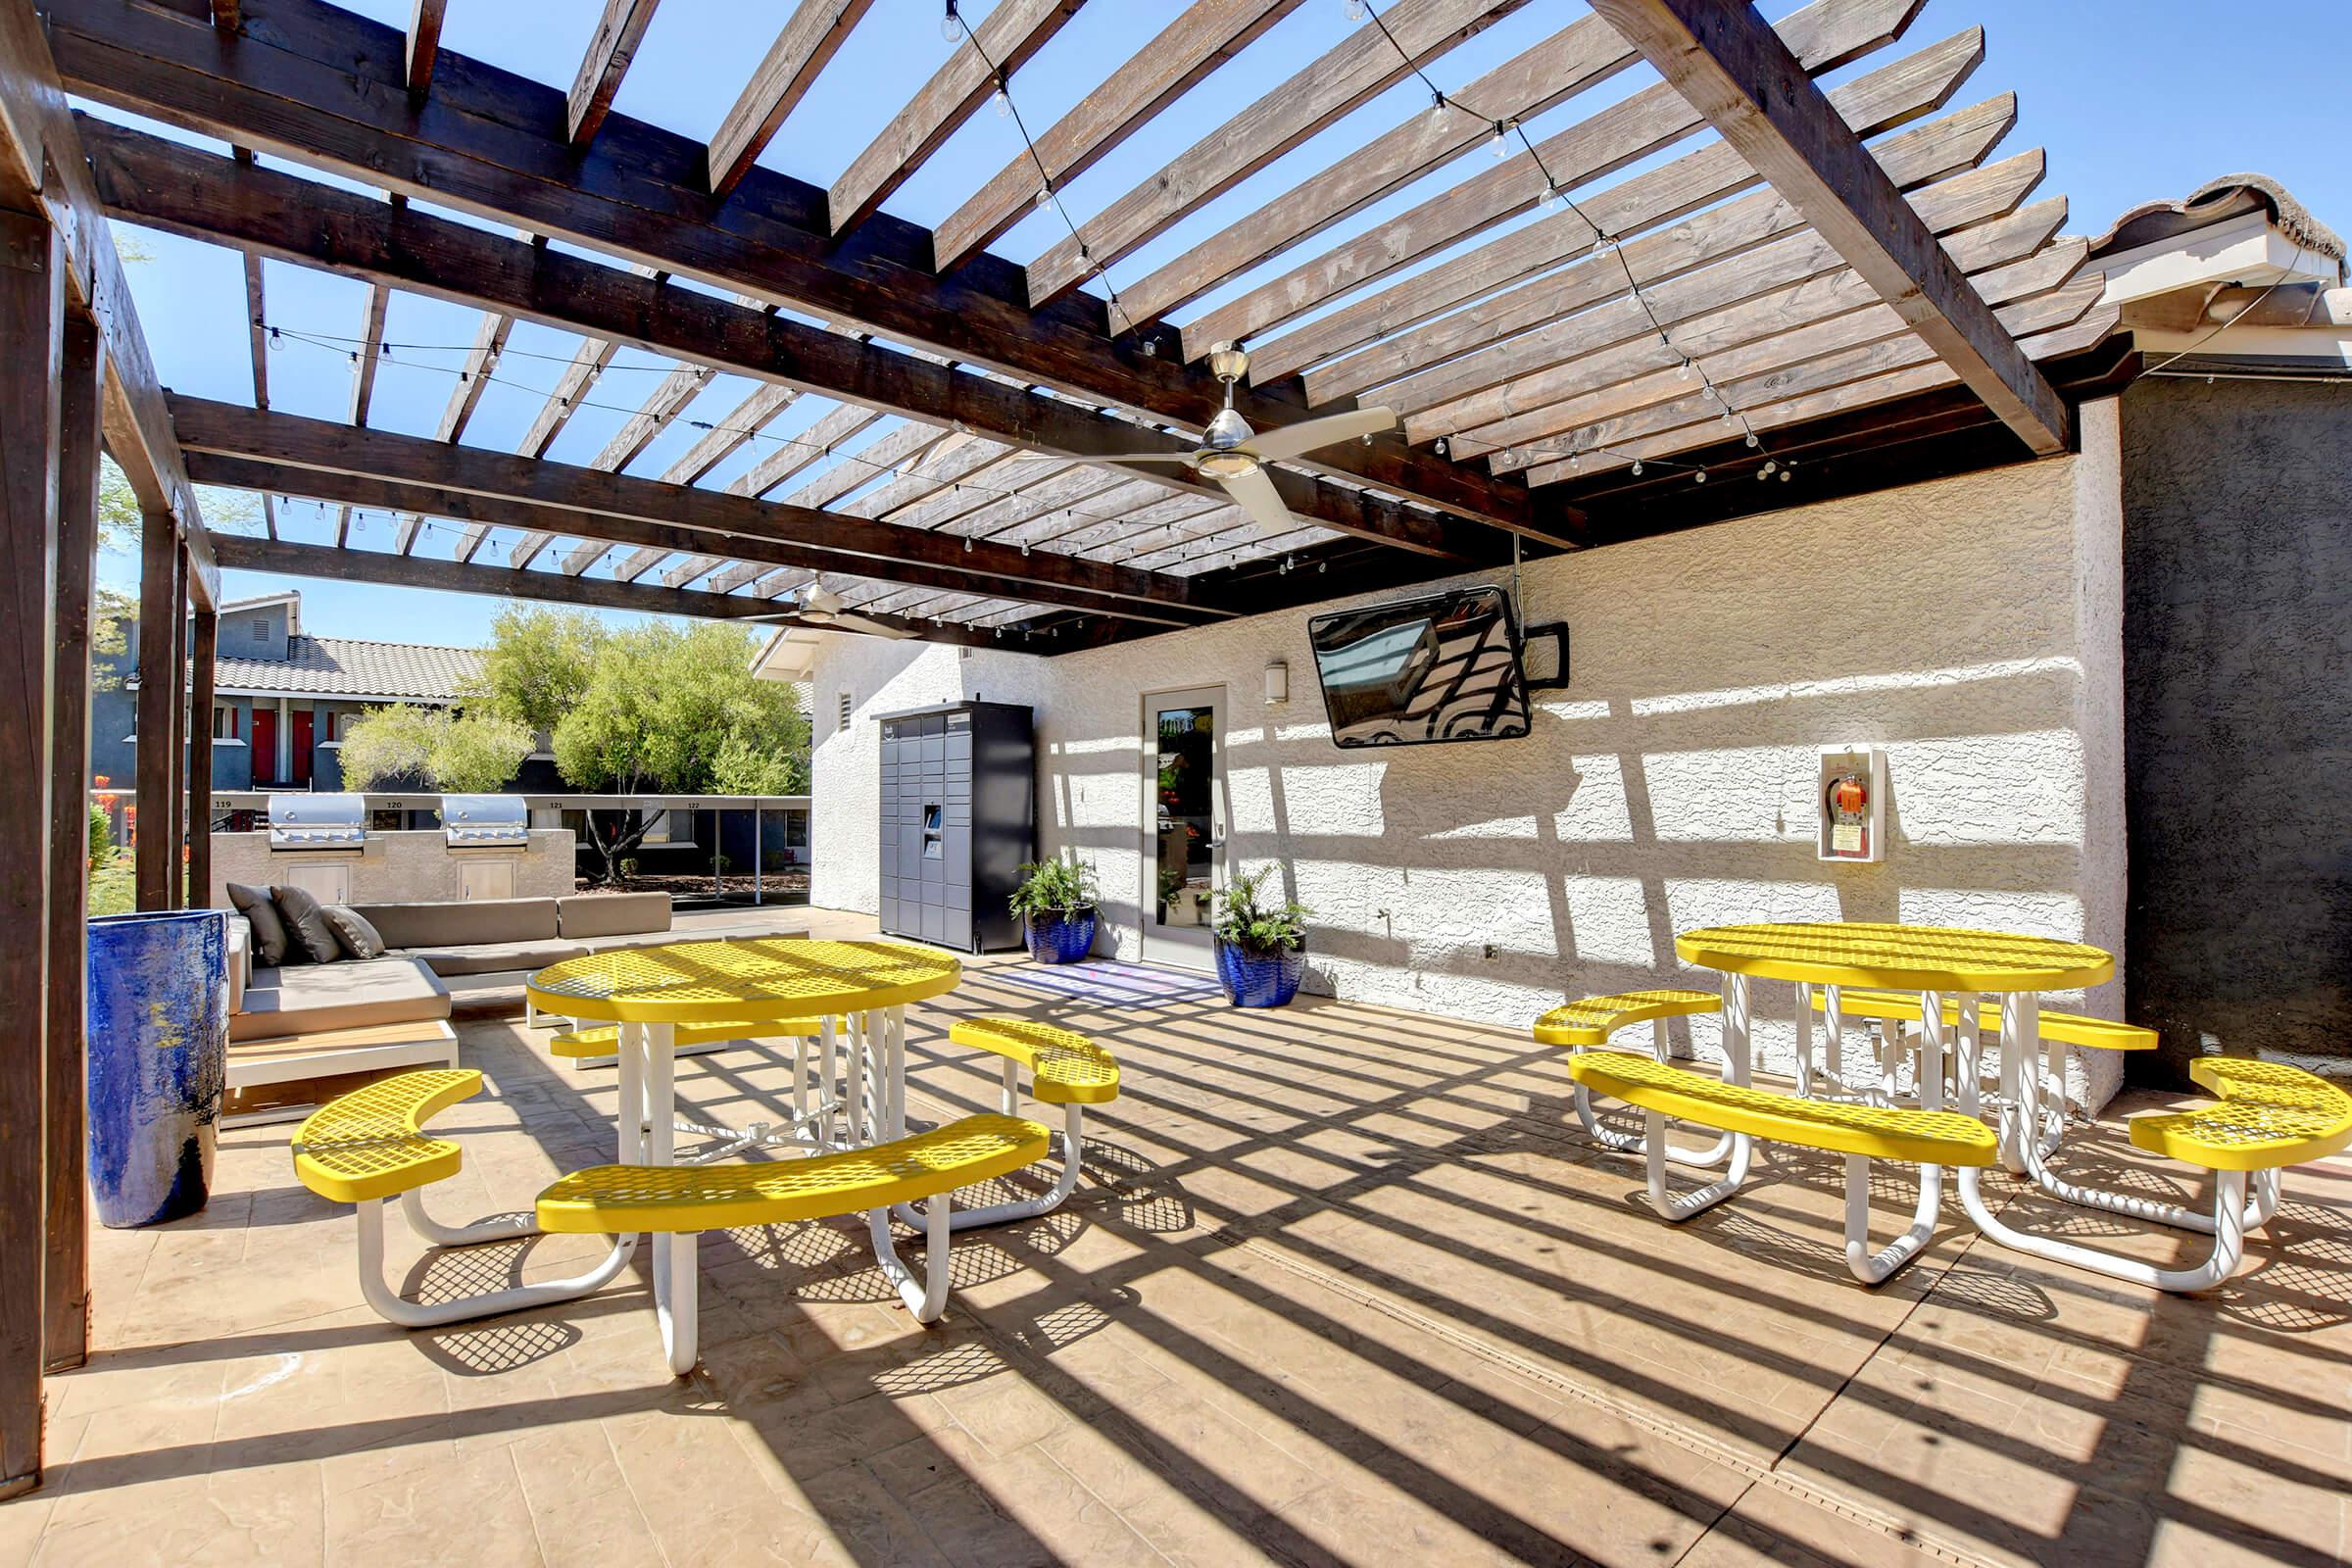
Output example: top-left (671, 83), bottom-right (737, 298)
top-left (440, 794), bottom-right (528, 847)
top-left (268, 792), bottom-right (367, 849)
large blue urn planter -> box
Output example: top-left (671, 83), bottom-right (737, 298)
top-left (86, 909), bottom-right (228, 1228)
top-left (1214, 938), bottom-right (1306, 1008)
top-left (1022, 907), bottom-right (1099, 964)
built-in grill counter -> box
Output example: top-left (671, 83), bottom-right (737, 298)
top-left (437, 795), bottom-right (531, 900)
top-left (265, 792), bottom-right (369, 905)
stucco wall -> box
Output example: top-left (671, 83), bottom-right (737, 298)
top-left (2120, 376), bottom-right (2352, 1083)
top-left (814, 418), bottom-right (2130, 1108)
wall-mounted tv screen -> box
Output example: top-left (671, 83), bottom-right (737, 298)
top-left (1308, 585), bottom-right (1533, 748)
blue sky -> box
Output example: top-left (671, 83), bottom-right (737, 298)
top-left (93, 0), bottom-right (2350, 647)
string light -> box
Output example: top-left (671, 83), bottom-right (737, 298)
top-left (1489, 120), bottom-right (1512, 159)
top-left (1426, 88), bottom-right (1447, 125)
top-left (1033, 183), bottom-right (1054, 213)
top-left (991, 78), bottom-right (1011, 118)
top-left (1345, 0), bottom-right (1366, 18)
top-left (939, 0), bottom-right (960, 43)
top-left (1537, 184), bottom-right (1561, 213)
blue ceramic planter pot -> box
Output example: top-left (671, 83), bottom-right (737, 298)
top-left (1214, 938), bottom-right (1306, 1007)
top-left (86, 909), bottom-right (228, 1228)
top-left (1023, 908), bottom-right (1099, 964)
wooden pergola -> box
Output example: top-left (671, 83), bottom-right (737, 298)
top-left (2, 0), bottom-right (2137, 1494)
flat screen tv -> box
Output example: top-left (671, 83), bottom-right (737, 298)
top-left (1307, 585), bottom-right (1538, 748)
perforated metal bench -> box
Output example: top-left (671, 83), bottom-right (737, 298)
top-left (1535, 990), bottom-right (1730, 1167)
top-left (913, 1017), bottom-right (1122, 1229)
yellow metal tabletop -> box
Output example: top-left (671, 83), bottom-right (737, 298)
top-left (1673, 921), bottom-right (2113, 994)
top-left (525, 937), bottom-right (962, 1025)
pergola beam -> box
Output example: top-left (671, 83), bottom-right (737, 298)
top-left (1583, 0), bottom-right (2069, 455)
top-left (405, 0), bottom-right (447, 92)
top-left (169, 397), bottom-right (1226, 625)
top-left (212, 532), bottom-right (998, 645)
top-left (47, 0), bottom-right (1546, 540)
top-left (566, 0), bottom-right (659, 147)
top-left (84, 122), bottom-right (1506, 558)
top-left (707, 0), bottom-right (874, 199)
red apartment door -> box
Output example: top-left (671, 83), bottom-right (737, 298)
top-left (290, 710), bottom-right (314, 786)
top-left (250, 708), bottom-right (277, 785)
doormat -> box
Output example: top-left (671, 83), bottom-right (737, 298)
top-left (989, 958), bottom-right (1225, 1006)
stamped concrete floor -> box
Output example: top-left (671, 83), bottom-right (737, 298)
top-left (7, 906), bottom-right (2348, 1566)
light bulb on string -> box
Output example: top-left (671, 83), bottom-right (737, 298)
top-left (1345, 0), bottom-right (1365, 18)
top-left (1631, 460), bottom-right (1643, 475)
top-left (1034, 183), bottom-right (1054, 213)
top-left (1693, 469), bottom-right (1707, 484)
top-left (1743, 430), bottom-right (1759, 448)
top-left (939, 0), bottom-right (960, 42)
top-left (1489, 121), bottom-right (1511, 158)
top-left (1427, 89), bottom-right (1447, 126)
top-left (1537, 184), bottom-right (1561, 213)
top-left (991, 80), bottom-right (1010, 118)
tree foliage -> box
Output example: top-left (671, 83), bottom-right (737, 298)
top-left (337, 704), bottom-right (533, 794)
top-left (465, 604), bottom-right (603, 739)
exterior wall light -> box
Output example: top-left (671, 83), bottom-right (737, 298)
top-left (1264, 658), bottom-right (1289, 707)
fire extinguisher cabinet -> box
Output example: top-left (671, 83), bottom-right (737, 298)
top-left (876, 702), bottom-right (1035, 953)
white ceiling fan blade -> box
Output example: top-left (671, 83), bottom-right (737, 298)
top-left (1242, 406), bottom-right (1397, 463)
top-left (830, 612), bottom-right (919, 639)
top-left (1094, 451), bottom-right (1200, 466)
top-left (1218, 465), bottom-right (1294, 534)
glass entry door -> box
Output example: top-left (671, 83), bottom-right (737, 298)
top-left (1141, 687), bottom-right (1226, 968)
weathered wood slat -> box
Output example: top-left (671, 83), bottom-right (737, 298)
top-left (838, 433), bottom-right (1005, 520)
top-left (185, 606), bottom-right (216, 916)
top-left (708, 0), bottom-right (877, 199)
top-left (405, 0), bottom-right (447, 91)
top-left (724, 402), bottom-right (882, 499)
top-left (1284, 47), bottom-right (2001, 399)
top-left (535, 362), bottom-right (715, 571)
top-left (773, 419), bottom-right (952, 513)
top-left (170, 397), bottom-right (1223, 621)
top-left (434, 308), bottom-right (512, 442)
top-left (567, 0), bottom-right (662, 148)
top-left (1124, 9), bottom-right (1642, 333)
top-left (1398, 148), bottom-right (2046, 441)
top-left (1181, 0), bottom-right (1934, 361)
top-left (1023, 0), bottom-right (1522, 306)
top-left (1469, 220), bottom-right (2078, 467)
top-left (48, 0), bottom-right (1538, 535)
top-left (930, 0), bottom-right (1304, 274)
top-left (1583, 0), bottom-right (2067, 454)
top-left (1521, 279), bottom-right (2111, 484)
top-left (133, 502), bottom-right (174, 911)
top-left (345, 280), bottom-right (389, 426)
top-left (826, 0), bottom-right (1085, 234)
top-left (610, 379), bottom-right (803, 579)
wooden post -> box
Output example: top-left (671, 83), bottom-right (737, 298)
top-left (0, 205), bottom-right (64, 1501)
top-left (187, 608), bottom-right (216, 910)
top-left (44, 312), bottom-right (101, 1374)
top-left (133, 506), bottom-right (173, 911)
top-left (167, 544), bottom-right (187, 907)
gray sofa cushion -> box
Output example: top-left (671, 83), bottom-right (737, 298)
top-left (572, 928), bottom-right (705, 955)
top-left (352, 898), bottom-right (562, 951)
top-left (272, 884), bottom-right (344, 965)
top-left (400, 939), bottom-right (588, 978)
top-left (230, 956), bottom-right (451, 1042)
top-left (558, 893), bottom-right (672, 939)
top-left (227, 882), bottom-right (291, 966)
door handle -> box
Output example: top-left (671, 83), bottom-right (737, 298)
top-left (1204, 837), bottom-right (1226, 851)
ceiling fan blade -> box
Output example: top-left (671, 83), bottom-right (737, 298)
top-left (1241, 406), bottom-right (1398, 463)
top-left (1218, 465), bottom-right (1295, 534)
top-left (1094, 451), bottom-right (1200, 466)
top-left (829, 612), bottom-right (919, 640)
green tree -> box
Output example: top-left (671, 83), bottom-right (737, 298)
top-left (553, 622), bottom-right (809, 883)
top-left (466, 605), bottom-right (604, 738)
top-left (337, 704), bottom-right (532, 793)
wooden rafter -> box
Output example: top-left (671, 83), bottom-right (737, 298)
top-left (170, 397), bottom-right (1226, 624)
top-left (213, 532), bottom-right (999, 643)
top-left (405, 0), bottom-right (447, 91)
top-left (567, 0), bottom-right (661, 147)
top-left (707, 0), bottom-right (877, 199)
top-left (1583, 0), bottom-right (2068, 454)
top-left (82, 122), bottom-right (1516, 557)
top-left (1271, 39), bottom-right (1998, 392)
top-left (541, 363), bottom-right (713, 570)
top-left (930, 0), bottom-right (1302, 274)
top-left (1180, 0), bottom-right (1932, 362)
top-left (726, 402), bottom-right (881, 498)
top-left (50, 0), bottom-right (1543, 538)
top-left (826, 0), bottom-right (1084, 234)
top-left (434, 307), bottom-right (513, 442)
top-left (1023, 0), bottom-right (1522, 306)
top-left (609, 379), bottom-right (802, 579)
top-left (346, 279), bottom-right (389, 425)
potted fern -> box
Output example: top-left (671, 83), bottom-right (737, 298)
top-left (1210, 864), bottom-right (1311, 1007)
top-left (1009, 858), bottom-right (1100, 964)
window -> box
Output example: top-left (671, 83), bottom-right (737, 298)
top-left (211, 705), bottom-right (238, 740)
top-left (837, 691), bottom-right (852, 729)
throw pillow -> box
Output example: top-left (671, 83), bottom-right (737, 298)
top-left (271, 884), bottom-right (344, 965)
top-left (225, 882), bottom-right (292, 967)
top-left (321, 905), bottom-right (387, 960)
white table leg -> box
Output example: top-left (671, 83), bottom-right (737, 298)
top-left (1791, 983), bottom-right (1814, 1096)
top-left (1997, 992), bottom-right (2037, 1173)
top-left (1823, 984), bottom-right (1844, 1090)
top-left (885, 1004), bottom-right (906, 1139)
top-left (845, 1011), bottom-right (866, 1145)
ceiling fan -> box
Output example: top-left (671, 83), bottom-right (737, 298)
top-left (747, 580), bottom-right (917, 638)
top-left (1092, 342), bottom-right (1399, 533)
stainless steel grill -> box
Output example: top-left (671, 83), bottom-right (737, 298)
top-left (440, 794), bottom-right (528, 851)
top-left (267, 792), bottom-right (367, 851)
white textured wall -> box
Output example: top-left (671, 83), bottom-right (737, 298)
top-left (813, 436), bottom-right (2132, 1108)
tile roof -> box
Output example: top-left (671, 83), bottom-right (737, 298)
top-left (213, 635), bottom-right (481, 701)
